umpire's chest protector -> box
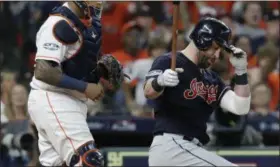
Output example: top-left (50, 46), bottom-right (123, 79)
top-left (51, 6), bottom-right (101, 83)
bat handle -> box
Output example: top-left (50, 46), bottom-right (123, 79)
top-left (171, 49), bottom-right (177, 70)
top-left (171, 1), bottom-right (180, 71)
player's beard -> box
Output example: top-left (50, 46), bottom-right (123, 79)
top-left (197, 51), bottom-right (211, 69)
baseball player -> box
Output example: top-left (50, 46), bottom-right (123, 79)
top-left (28, 1), bottom-right (125, 167)
top-left (144, 17), bottom-right (251, 166)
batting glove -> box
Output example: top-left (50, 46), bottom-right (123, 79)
top-left (229, 46), bottom-right (248, 76)
top-left (157, 68), bottom-right (184, 87)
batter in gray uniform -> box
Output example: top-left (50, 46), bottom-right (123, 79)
top-left (143, 17), bottom-right (251, 166)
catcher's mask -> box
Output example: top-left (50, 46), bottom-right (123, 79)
top-left (74, 1), bottom-right (103, 19)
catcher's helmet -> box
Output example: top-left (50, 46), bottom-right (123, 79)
top-left (190, 17), bottom-right (232, 53)
top-left (74, 1), bottom-right (103, 19)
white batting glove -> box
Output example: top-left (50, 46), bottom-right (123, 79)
top-left (229, 46), bottom-right (248, 76)
top-left (157, 68), bottom-right (184, 87)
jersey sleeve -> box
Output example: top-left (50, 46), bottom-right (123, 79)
top-left (145, 55), bottom-right (171, 81)
top-left (216, 74), bottom-right (231, 105)
top-left (35, 19), bottom-right (67, 64)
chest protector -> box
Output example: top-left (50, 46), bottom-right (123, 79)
top-left (50, 6), bottom-right (101, 83)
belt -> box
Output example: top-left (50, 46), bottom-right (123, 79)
top-left (154, 132), bottom-right (203, 147)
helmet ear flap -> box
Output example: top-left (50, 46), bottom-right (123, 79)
top-left (190, 24), bottom-right (214, 51)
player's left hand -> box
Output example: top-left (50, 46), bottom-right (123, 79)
top-left (229, 46), bottom-right (248, 75)
top-left (97, 54), bottom-right (130, 92)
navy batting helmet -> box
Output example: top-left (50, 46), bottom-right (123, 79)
top-left (190, 17), bottom-right (232, 53)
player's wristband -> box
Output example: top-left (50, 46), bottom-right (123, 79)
top-left (58, 74), bottom-right (87, 92)
top-left (234, 73), bottom-right (248, 85)
top-left (234, 67), bottom-right (247, 76)
top-left (151, 78), bottom-right (164, 92)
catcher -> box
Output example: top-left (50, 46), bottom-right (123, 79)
top-left (28, 1), bottom-right (126, 167)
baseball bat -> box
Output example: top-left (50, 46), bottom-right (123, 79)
top-left (171, 1), bottom-right (180, 70)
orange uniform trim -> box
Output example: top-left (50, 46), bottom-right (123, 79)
top-left (45, 92), bottom-right (78, 156)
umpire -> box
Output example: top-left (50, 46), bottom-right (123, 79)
top-left (144, 17), bottom-right (251, 166)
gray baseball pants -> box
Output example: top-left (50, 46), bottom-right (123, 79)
top-left (149, 133), bottom-right (238, 166)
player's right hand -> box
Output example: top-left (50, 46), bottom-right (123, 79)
top-left (157, 68), bottom-right (184, 87)
top-left (85, 83), bottom-right (104, 101)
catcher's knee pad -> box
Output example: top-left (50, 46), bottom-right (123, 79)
top-left (69, 141), bottom-right (104, 167)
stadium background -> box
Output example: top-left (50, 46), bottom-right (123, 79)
top-left (0, 1), bottom-right (279, 167)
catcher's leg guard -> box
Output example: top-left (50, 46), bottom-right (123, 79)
top-left (69, 141), bottom-right (104, 167)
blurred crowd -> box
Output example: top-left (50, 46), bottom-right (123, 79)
top-left (0, 1), bottom-right (279, 166)
top-left (99, 1), bottom-right (279, 118)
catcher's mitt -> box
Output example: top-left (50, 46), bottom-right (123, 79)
top-left (97, 54), bottom-right (129, 91)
